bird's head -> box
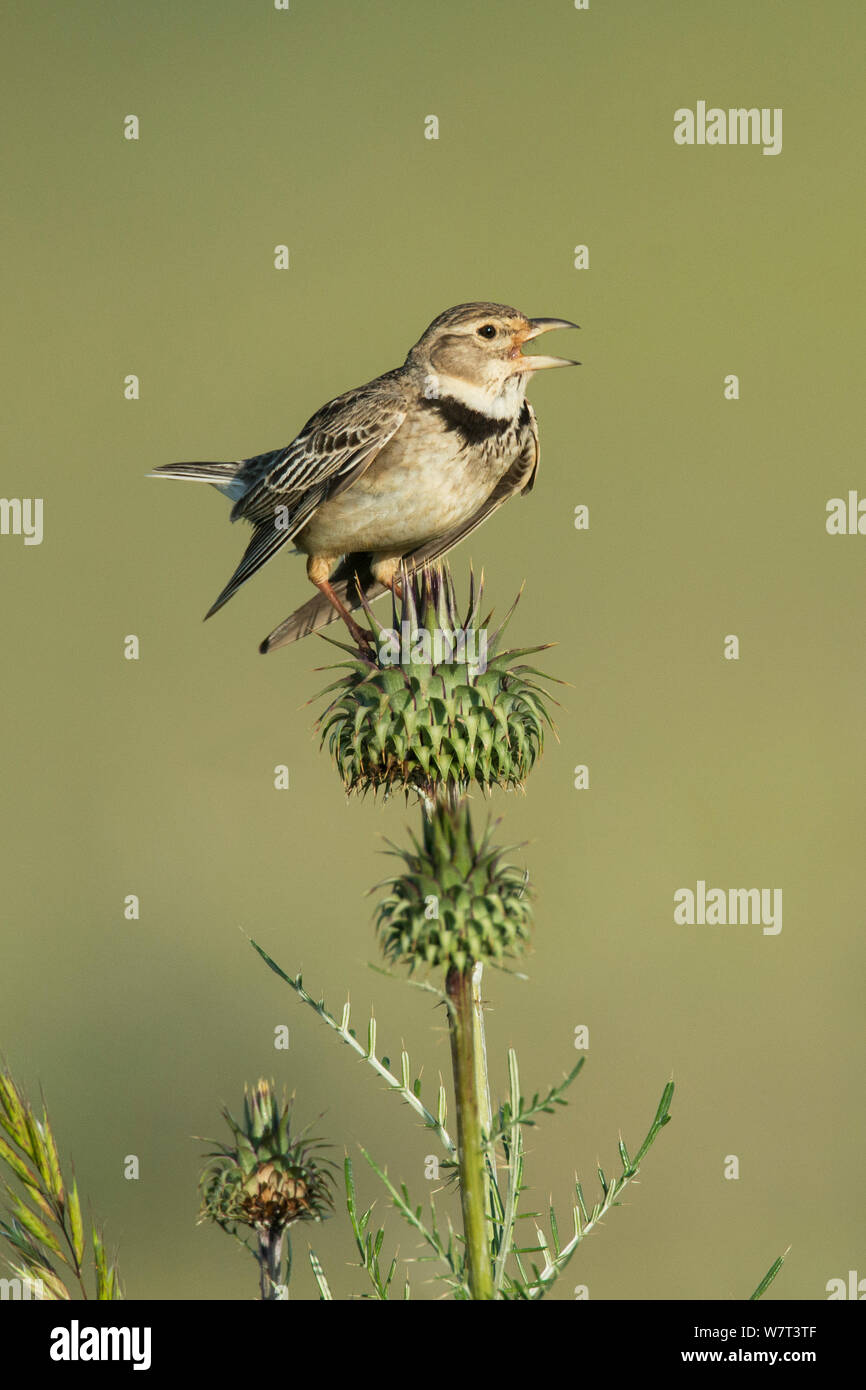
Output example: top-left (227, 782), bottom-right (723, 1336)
top-left (408, 302), bottom-right (579, 416)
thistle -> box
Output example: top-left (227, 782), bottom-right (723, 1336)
top-left (376, 796), bottom-right (532, 973)
top-left (314, 563), bottom-right (557, 1296)
top-left (251, 563), bottom-right (682, 1302)
top-left (198, 1080), bottom-right (334, 1299)
top-left (317, 564), bottom-right (555, 799)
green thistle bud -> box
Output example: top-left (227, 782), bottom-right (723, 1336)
top-left (375, 798), bottom-right (533, 973)
top-left (317, 564), bottom-right (555, 799)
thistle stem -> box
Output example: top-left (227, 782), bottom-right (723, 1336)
top-left (471, 961), bottom-right (496, 1252)
top-left (446, 962), bottom-right (494, 1300)
top-left (257, 1227), bottom-right (285, 1300)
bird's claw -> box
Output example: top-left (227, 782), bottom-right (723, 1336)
top-left (345, 618), bottom-right (377, 655)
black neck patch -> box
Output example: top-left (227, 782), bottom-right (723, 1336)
top-left (420, 392), bottom-right (522, 445)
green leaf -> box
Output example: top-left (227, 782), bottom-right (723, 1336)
top-left (23, 1111), bottom-right (51, 1185)
top-left (518, 1080), bottom-right (675, 1299)
top-left (309, 1248), bottom-right (333, 1300)
top-left (42, 1117), bottom-right (65, 1204)
top-left (92, 1225), bottom-right (120, 1300)
top-left (749, 1250), bottom-right (788, 1301)
top-left (0, 1074), bottom-right (28, 1147)
top-left (67, 1178), bottom-right (85, 1267)
top-left (0, 1133), bottom-right (41, 1191)
top-left (9, 1197), bottom-right (61, 1254)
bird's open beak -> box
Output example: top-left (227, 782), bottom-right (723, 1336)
top-left (511, 317), bottom-right (581, 372)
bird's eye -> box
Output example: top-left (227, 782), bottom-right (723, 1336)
top-left (476, 324), bottom-right (497, 339)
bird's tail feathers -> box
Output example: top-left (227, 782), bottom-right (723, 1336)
top-left (148, 461), bottom-right (245, 500)
top-left (258, 535), bottom-right (469, 654)
top-left (259, 561), bottom-right (388, 652)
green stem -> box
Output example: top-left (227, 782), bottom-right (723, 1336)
top-left (446, 963), bottom-right (494, 1300)
top-left (471, 961), bottom-right (496, 1253)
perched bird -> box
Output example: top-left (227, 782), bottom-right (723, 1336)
top-left (150, 302), bottom-right (578, 652)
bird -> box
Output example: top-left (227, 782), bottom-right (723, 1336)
top-left (149, 302), bottom-right (579, 652)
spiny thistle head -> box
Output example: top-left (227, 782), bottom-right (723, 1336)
top-left (197, 1080), bottom-right (334, 1235)
top-left (317, 564), bottom-right (555, 799)
top-left (375, 797), bottom-right (533, 973)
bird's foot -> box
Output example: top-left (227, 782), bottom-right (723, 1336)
top-left (343, 613), bottom-right (377, 655)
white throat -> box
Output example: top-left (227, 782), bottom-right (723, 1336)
top-left (423, 370), bottom-right (527, 419)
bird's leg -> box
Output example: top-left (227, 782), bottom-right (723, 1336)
top-left (307, 555), bottom-right (374, 650)
top-left (371, 553), bottom-right (405, 601)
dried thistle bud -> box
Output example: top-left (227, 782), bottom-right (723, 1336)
top-left (198, 1081), bottom-right (334, 1235)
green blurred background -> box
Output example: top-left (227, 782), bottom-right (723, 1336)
top-left (2, 0), bottom-right (863, 1300)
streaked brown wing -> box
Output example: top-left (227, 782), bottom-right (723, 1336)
top-left (205, 376), bottom-right (407, 616)
top-left (205, 488), bottom-right (325, 619)
top-left (259, 405), bottom-right (539, 651)
top-left (234, 374), bottom-right (407, 526)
